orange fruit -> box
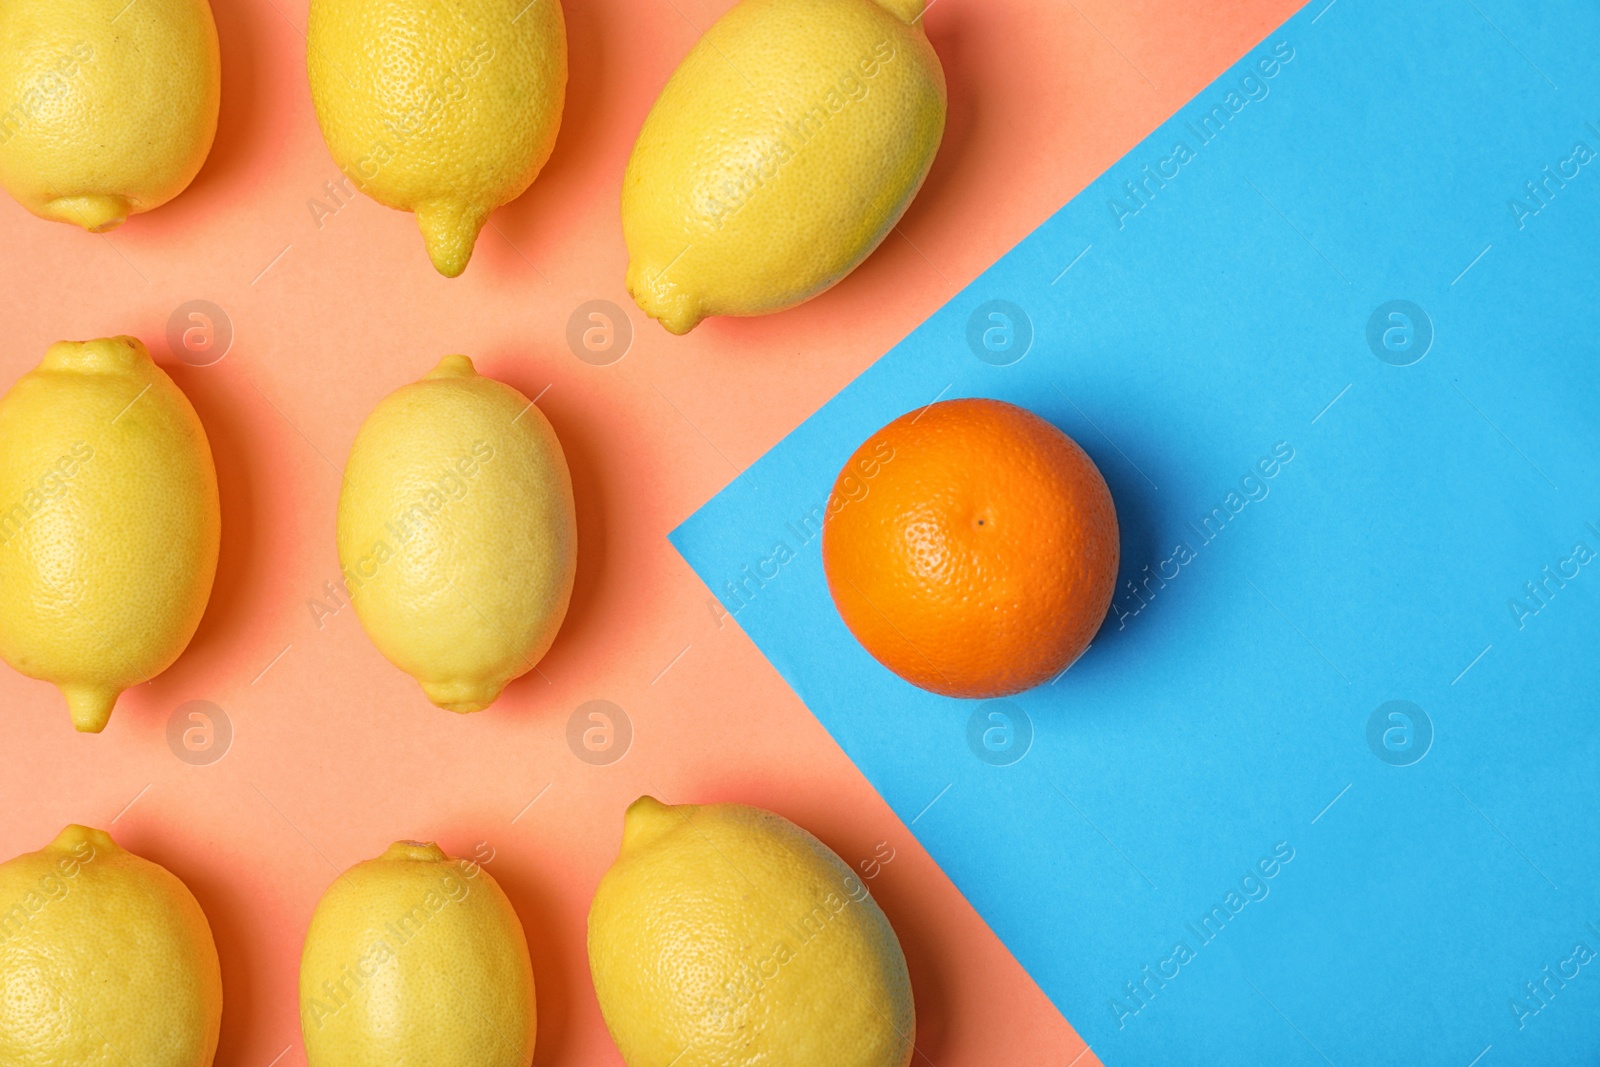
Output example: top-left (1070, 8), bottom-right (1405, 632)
top-left (821, 397), bottom-right (1119, 698)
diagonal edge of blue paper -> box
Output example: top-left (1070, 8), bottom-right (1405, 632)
top-left (672, 0), bottom-right (1600, 1063)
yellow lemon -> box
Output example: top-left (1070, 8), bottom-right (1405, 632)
top-left (0, 336), bottom-right (220, 732)
top-left (0, 825), bottom-right (223, 1067)
top-left (588, 797), bottom-right (915, 1067)
top-left (0, 0), bottom-right (220, 232)
top-left (299, 840), bottom-right (535, 1067)
top-left (307, 0), bottom-right (568, 277)
top-left (337, 355), bottom-right (575, 712)
top-left (621, 0), bottom-right (945, 334)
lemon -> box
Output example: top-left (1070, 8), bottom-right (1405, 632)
top-left (299, 840), bottom-right (535, 1067)
top-left (0, 0), bottom-right (220, 232)
top-left (337, 355), bottom-right (575, 712)
top-left (0, 825), bottom-right (223, 1067)
top-left (307, 0), bottom-right (568, 277)
top-left (621, 0), bottom-right (945, 334)
top-left (0, 337), bottom-right (220, 732)
top-left (588, 797), bottom-right (915, 1067)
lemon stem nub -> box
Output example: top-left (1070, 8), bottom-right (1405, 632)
top-left (45, 195), bottom-right (131, 233)
top-left (425, 354), bottom-right (477, 380)
top-left (420, 679), bottom-right (502, 713)
top-left (416, 201), bottom-right (489, 278)
top-left (61, 685), bottom-right (119, 733)
top-left (621, 796), bottom-right (684, 851)
top-left (382, 840), bottom-right (448, 863)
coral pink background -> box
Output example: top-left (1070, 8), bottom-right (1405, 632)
top-left (0, 0), bottom-right (1298, 1063)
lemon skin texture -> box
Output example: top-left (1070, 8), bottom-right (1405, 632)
top-left (0, 337), bottom-right (220, 733)
top-left (0, 0), bottom-right (220, 232)
top-left (337, 355), bottom-right (576, 712)
top-left (299, 840), bottom-right (535, 1067)
top-left (588, 797), bottom-right (915, 1067)
top-left (307, 0), bottom-right (568, 277)
top-left (0, 825), bottom-right (223, 1067)
top-left (622, 0), bottom-right (946, 334)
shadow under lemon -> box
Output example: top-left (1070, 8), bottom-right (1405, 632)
top-left (143, 354), bottom-right (270, 713)
top-left (125, 833), bottom-right (261, 1067)
top-left (478, 354), bottom-right (611, 713)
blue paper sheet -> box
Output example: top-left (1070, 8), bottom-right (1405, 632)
top-left (671, 0), bottom-right (1600, 1061)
